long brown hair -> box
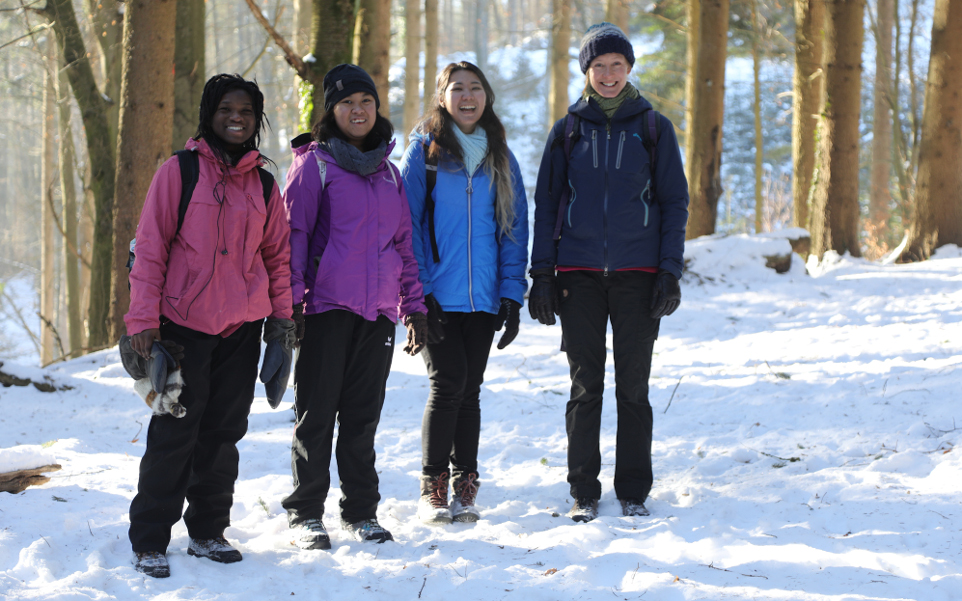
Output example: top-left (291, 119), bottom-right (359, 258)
top-left (417, 62), bottom-right (517, 239)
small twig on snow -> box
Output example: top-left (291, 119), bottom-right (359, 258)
top-left (663, 376), bottom-right (683, 414)
top-left (418, 577), bottom-right (427, 598)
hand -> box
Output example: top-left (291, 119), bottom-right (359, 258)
top-left (424, 294), bottom-right (448, 344)
top-left (264, 318), bottom-right (297, 350)
top-left (403, 312), bottom-right (428, 356)
top-left (494, 298), bottom-right (522, 349)
top-left (649, 270), bottom-right (681, 319)
top-left (292, 303), bottom-right (305, 346)
top-left (528, 268), bottom-right (559, 326)
top-left (131, 328), bottom-right (161, 359)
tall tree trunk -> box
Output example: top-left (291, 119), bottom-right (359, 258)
top-left (84, 1), bottom-right (123, 147)
top-left (172, 0), bottom-right (206, 152)
top-left (474, 0), bottom-right (489, 69)
top-left (605, 0), bottom-right (629, 33)
top-left (108, 0), bottom-right (178, 339)
top-left (45, 0), bottom-right (117, 349)
top-left (752, 0), bottom-right (763, 233)
top-left (41, 37), bottom-right (57, 365)
top-left (869, 0), bottom-right (893, 240)
top-left (809, 0), bottom-right (864, 259)
top-left (424, 0), bottom-right (439, 110)
top-left (685, 0), bottom-right (729, 239)
top-left (549, 0), bottom-right (571, 125)
top-left (404, 0), bottom-right (422, 145)
top-left (308, 0), bottom-right (356, 126)
top-left (293, 0), bottom-right (313, 134)
top-left (57, 56), bottom-right (82, 354)
top-left (901, 0), bottom-right (962, 261)
top-left (791, 0), bottom-right (825, 232)
top-left (684, 0), bottom-right (700, 169)
top-left (355, 0), bottom-right (392, 117)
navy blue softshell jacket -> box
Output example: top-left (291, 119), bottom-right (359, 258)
top-left (530, 95), bottom-right (689, 279)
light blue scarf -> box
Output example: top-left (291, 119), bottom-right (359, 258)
top-left (452, 126), bottom-right (488, 176)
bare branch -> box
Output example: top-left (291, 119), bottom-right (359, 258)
top-left (0, 285), bottom-right (42, 357)
top-left (241, 2), bottom-right (284, 78)
top-left (242, 0), bottom-right (309, 80)
top-left (45, 175), bottom-right (92, 269)
top-left (37, 312), bottom-right (66, 359)
top-left (0, 23), bottom-right (51, 52)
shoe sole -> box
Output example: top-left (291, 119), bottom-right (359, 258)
top-left (570, 514), bottom-right (596, 523)
top-left (623, 510), bottom-right (650, 517)
top-left (294, 537), bottom-right (332, 550)
top-left (418, 514), bottom-right (453, 525)
top-left (187, 548), bottom-right (243, 563)
top-left (135, 566), bottom-right (170, 578)
top-left (452, 512), bottom-right (479, 523)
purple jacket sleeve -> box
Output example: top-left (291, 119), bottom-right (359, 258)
top-left (391, 164), bottom-right (427, 320)
top-left (284, 152), bottom-right (321, 306)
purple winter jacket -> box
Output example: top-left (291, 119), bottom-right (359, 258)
top-left (284, 139), bottom-right (426, 323)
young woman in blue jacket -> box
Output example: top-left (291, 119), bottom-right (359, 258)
top-left (400, 61), bottom-right (528, 524)
top-left (529, 24), bottom-right (689, 523)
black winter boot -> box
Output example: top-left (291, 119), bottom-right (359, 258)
top-left (417, 472), bottom-right (452, 525)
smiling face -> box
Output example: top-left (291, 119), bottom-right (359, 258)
top-left (441, 69), bottom-right (487, 134)
top-left (333, 91), bottom-right (378, 149)
top-left (211, 89), bottom-right (256, 152)
top-left (587, 53), bottom-right (631, 99)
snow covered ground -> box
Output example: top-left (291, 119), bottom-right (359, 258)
top-left (1, 235), bottom-right (960, 600)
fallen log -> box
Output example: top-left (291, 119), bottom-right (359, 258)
top-left (0, 464), bottom-right (62, 494)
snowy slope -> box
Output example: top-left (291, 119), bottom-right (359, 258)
top-left (1, 236), bottom-right (960, 601)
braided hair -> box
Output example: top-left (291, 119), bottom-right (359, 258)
top-left (194, 73), bottom-right (270, 164)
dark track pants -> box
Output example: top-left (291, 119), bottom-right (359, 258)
top-left (558, 270), bottom-right (659, 501)
top-left (420, 312), bottom-right (496, 481)
top-left (282, 310), bottom-right (394, 525)
top-left (129, 319), bottom-right (262, 553)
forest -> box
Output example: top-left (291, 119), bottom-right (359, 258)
top-left (0, 0), bottom-right (954, 366)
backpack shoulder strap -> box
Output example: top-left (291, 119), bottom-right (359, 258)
top-left (313, 151), bottom-right (327, 190)
top-left (552, 114), bottom-right (579, 241)
top-left (174, 150), bottom-right (200, 238)
top-left (257, 166), bottom-right (275, 208)
top-left (424, 142), bottom-right (440, 263)
top-left (640, 110), bottom-right (660, 199)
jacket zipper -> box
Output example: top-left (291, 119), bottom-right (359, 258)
top-left (465, 164), bottom-right (482, 312)
top-left (591, 130), bottom-right (598, 168)
top-left (603, 127), bottom-right (611, 276)
top-left (615, 131), bottom-right (626, 169)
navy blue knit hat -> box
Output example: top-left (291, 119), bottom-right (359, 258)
top-left (323, 64), bottom-right (380, 112)
top-left (578, 22), bottom-right (635, 74)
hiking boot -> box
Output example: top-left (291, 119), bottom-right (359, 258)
top-left (569, 497), bottom-right (599, 523)
top-left (620, 498), bottom-right (650, 517)
top-left (187, 536), bottom-right (243, 563)
top-left (450, 473), bottom-right (480, 523)
top-left (133, 551), bottom-right (170, 578)
top-left (289, 518), bottom-right (332, 550)
top-left (417, 472), bottom-right (452, 525)
top-left (342, 518), bottom-right (394, 543)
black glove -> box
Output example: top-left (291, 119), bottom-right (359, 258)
top-left (493, 298), bottom-right (521, 349)
top-left (403, 312), bottom-right (428, 356)
top-left (119, 337), bottom-right (183, 384)
top-left (649, 270), bottom-right (681, 319)
top-left (260, 319), bottom-right (295, 408)
top-left (292, 303), bottom-right (306, 346)
top-left (119, 335), bottom-right (148, 380)
top-left (424, 293), bottom-right (448, 344)
top-left (528, 268), bottom-right (559, 326)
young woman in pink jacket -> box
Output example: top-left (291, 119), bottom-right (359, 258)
top-left (124, 74), bottom-right (293, 578)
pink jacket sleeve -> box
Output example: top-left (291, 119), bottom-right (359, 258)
top-left (261, 180), bottom-right (293, 320)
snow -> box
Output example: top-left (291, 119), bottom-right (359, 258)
top-left (1, 233), bottom-right (959, 599)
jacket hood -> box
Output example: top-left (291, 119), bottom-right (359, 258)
top-left (569, 94), bottom-right (654, 124)
top-left (186, 137), bottom-right (263, 173)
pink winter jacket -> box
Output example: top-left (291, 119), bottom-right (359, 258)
top-left (125, 138), bottom-right (293, 337)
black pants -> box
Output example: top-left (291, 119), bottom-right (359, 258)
top-left (282, 310), bottom-right (394, 525)
top-left (129, 319), bottom-right (262, 553)
top-left (420, 312), bottom-right (496, 482)
top-left (558, 270), bottom-right (659, 501)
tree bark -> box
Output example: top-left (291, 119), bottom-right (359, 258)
top-left (41, 36), bottom-right (57, 366)
top-left (549, 0), bottom-right (571, 125)
top-left (685, 0), bottom-right (729, 239)
top-left (404, 0), bottom-right (422, 145)
top-left (605, 0), bottom-right (629, 33)
top-left (108, 0), bottom-right (178, 339)
top-left (84, 1), bottom-right (123, 146)
top-left (355, 0), bottom-right (392, 117)
top-left (0, 465), bottom-right (62, 494)
top-left (57, 54), bottom-right (83, 354)
top-left (424, 0), bottom-right (439, 110)
top-left (475, 0), bottom-right (489, 69)
top-left (45, 0), bottom-right (117, 349)
top-left (901, 0), bottom-right (962, 261)
top-left (308, 0), bottom-right (356, 126)
top-left (684, 0), bottom-right (700, 168)
top-left (172, 0), bottom-right (206, 152)
top-left (752, 0), bottom-right (763, 233)
top-left (869, 0), bottom-right (893, 240)
top-left (809, 0), bottom-right (864, 259)
top-left (791, 0), bottom-right (825, 232)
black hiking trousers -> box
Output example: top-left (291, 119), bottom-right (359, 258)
top-left (558, 270), bottom-right (659, 502)
top-left (129, 319), bottom-right (262, 553)
top-left (282, 310), bottom-right (395, 525)
top-left (420, 311), bottom-right (496, 482)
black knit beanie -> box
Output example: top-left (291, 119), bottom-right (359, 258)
top-left (323, 64), bottom-right (380, 111)
top-left (578, 22), bottom-right (635, 74)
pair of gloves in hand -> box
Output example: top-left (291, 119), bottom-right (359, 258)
top-left (402, 294), bottom-right (522, 355)
top-left (119, 335), bottom-right (188, 418)
top-left (528, 268), bottom-right (682, 325)
top-left (260, 316), bottom-right (297, 409)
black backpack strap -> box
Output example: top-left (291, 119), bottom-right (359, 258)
top-left (641, 109), bottom-right (660, 198)
top-left (552, 114), bottom-right (579, 241)
top-left (174, 150), bottom-right (200, 238)
top-left (424, 143), bottom-right (440, 263)
top-left (257, 166), bottom-right (275, 209)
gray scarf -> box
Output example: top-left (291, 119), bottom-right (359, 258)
top-left (322, 138), bottom-right (387, 176)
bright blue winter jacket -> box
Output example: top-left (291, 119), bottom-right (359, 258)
top-left (399, 132), bottom-right (529, 314)
top-left (531, 95), bottom-right (689, 279)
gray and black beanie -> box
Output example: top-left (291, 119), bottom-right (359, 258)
top-left (323, 64), bottom-right (380, 112)
top-left (578, 22), bottom-right (635, 74)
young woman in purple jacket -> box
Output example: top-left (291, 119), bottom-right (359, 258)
top-left (281, 64), bottom-right (428, 550)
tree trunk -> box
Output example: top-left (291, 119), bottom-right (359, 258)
top-left (549, 0), bottom-right (571, 125)
top-left (84, 1), bottom-right (123, 146)
top-left (293, 0), bottom-right (313, 134)
top-left (41, 37), bottom-right (57, 365)
top-left (475, 0), bottom-right (489, 69)
top-left (172, 0), bottom-right (206, 152)
top-left (869, 0), bottom-right (893, 240)
top-left (404, 0), bottom-right (422, 145)
top-left (57, 55), bottom-right (83, 354)
top-left (685, 0), bottom-right (729, 239)
top-left (108, 0), bottom-right (178, 340)
top-left (355, 0), bottom-right (392, 118)
top-left (684, 0), bottom-right (700, 168)
top-left (308, 0), bottom-right (356, 127)
top-left (45, 0), bottom-right (117, 349)
top-left (605, 0), bottom-right (629, 33)
top-left (901, 0), bottom-right (962, 261)
top-left (809, 0), bottom-right (864, 259)
top-left (752, 0), bottom-right (763, 233)
top-left (424, 0), bottom-right (439, 110)
top-left (791, 0), bottom-right (825, 232)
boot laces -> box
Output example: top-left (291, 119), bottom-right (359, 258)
top-left (455, 473), bottom-right (478, 507)
top-left (427, 472), bottom-right (449, 509)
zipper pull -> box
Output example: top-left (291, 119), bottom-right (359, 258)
top-left (603, 266), bottom-right (609, 277)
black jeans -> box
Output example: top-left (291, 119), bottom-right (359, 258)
top-left (420, 312), bottom-right (496, 482)
top-left (282, 310), bottom-right (395, 525)
top-left (558, 270), bottom-right (659, 501)
top-left (129, 319), bottom-right (262, 553)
